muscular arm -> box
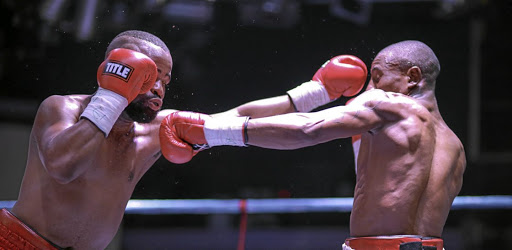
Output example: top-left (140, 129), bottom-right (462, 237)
top-left (211, 54), bottom-right (367, 119)
top-left (245, 95), bottom-right (383, 149)
top-left (34, 96), bottom-right (104, 184)
top-left (212, 95), bottom-right (296, 119)
top-left (159, 90), bottom-right (384, 164)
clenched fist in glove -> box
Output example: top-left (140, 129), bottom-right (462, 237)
top-left (287, 55), bottom-right (367, 112)
top-left (159, 111), bottom-right (249, 164)
top-left (80, 48), bottom-right (157, 136)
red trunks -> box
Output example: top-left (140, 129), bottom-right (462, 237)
top-left (0, 208), bottom-right (59, 250)
top-left (344, 235), bottom-right (443, 250)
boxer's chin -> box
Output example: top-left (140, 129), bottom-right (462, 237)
top-left (124, 98), bottom-right (158, 123)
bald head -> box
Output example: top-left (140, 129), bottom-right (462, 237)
top-left (105, 30), bottom-right (170, 58)
top-left (378, 40), bottom-right (440, 88)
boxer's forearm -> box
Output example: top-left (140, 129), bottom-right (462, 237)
top-left (213, 95), bottom-right (295, 119)
top-left (245, 113), bottom-right (330, 150)
top-left (245, 104), bottom-right (373, 150)
top-left (39, 119), bottom-right (104, 184)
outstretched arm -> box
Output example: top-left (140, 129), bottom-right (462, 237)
top-left (212, 55), bottom-right (367, 119)
top-left (214, 95), bottom-right (296, 119)
top-left (245, 103), bottom-right (377, 150)
top-left (159, 90), bottom-right (389, 163)
top-left (160, 55), bottom-right (368, 163)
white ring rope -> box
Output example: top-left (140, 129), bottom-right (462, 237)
top-left (1, 196), bottom-right (510, 215)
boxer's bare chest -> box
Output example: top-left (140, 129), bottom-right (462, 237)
top-left (92, 131), bottom-right (142, 183)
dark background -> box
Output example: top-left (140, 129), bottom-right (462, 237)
top-left (1, 0), bottom-right (511, 249)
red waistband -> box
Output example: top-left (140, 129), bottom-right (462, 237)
top-left (345, 236), bottom-right (443, 250)
top-left (0, 208), bottom-right (59, 250)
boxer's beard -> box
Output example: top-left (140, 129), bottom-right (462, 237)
top-left (125, 95), bottom-right (159, 123)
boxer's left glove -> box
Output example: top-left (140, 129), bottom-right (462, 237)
top-left (287, 55), bottom-right (367, 112)
top-left (80, 48), bottom-right (157, 136)
top-left (159, 111), bottom-right (249, 164)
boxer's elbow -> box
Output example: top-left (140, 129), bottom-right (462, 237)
top-left (295, 128), bottom-right (322, 147)
top-left (42, 155), bottom-right (79, 184)
top-left (276, 126), bottom-right (321, 149)
top-left (52, 173), bottom-right (75, 184)
top-left (296, 119), bottom-right (328, 146)
top-left (45, 164), bottom-right (77, 184)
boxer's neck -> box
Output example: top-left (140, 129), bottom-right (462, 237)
top-left (412, 90), bottom-right (443, 121)
top-left (111, 112), bottom-right (136, 136)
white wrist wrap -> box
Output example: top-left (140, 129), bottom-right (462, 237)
top-left (204, 116), bottom-right (249, 147)
top-left (287, 80), bottom-right (331, 112)
top-left (80, 87), bottom-right (128, 137)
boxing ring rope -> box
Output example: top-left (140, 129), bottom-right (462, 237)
top-left (1, 195), bottom-right (511, 214)
top-left (2, 196), bottom-right (509, 250)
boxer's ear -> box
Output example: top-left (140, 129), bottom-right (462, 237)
top-left (406, 66), bottom-right (421, 90)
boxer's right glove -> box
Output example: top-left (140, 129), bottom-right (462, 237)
top-left (159, 111), bottom-right (249, 164)
top-left (287, 55), bottom-right (367, 112)
top-left (80, 48), bottom-right (157, 136)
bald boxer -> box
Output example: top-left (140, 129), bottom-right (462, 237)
top-left (2, 29), bottom-right (367, 249)
top-left (162, 40), bottom-right (466, 250)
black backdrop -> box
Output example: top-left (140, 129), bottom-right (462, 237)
top-left (2, 0), bottom-right (510, 197)
top-left (1, 0), bottom-right (511, 248)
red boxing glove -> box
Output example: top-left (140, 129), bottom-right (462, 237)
top-left (97, 48), bottom-right (157, 103)
top-left (80, 48), bottom-right (158, 136)
top-left (287, 55), bottom-right (367, 112)
top-left (313, 55), bottom-right (367, 99)
top-left (160, 112), bottom-right (208, 164)
top-left (160, 111), bottom-right (249, 164)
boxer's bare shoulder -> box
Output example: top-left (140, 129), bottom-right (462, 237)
top-left (358, 89), bottom-right (430, 123)
top-left (32, 95), bottom-right (95, 135)
top-left (38, 94), bottom-right (91, 115)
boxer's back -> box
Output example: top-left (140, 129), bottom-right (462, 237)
top-left (12, 94), bottom-right (162, 249)
top-left (350, 92), bottom-right (466, 237)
